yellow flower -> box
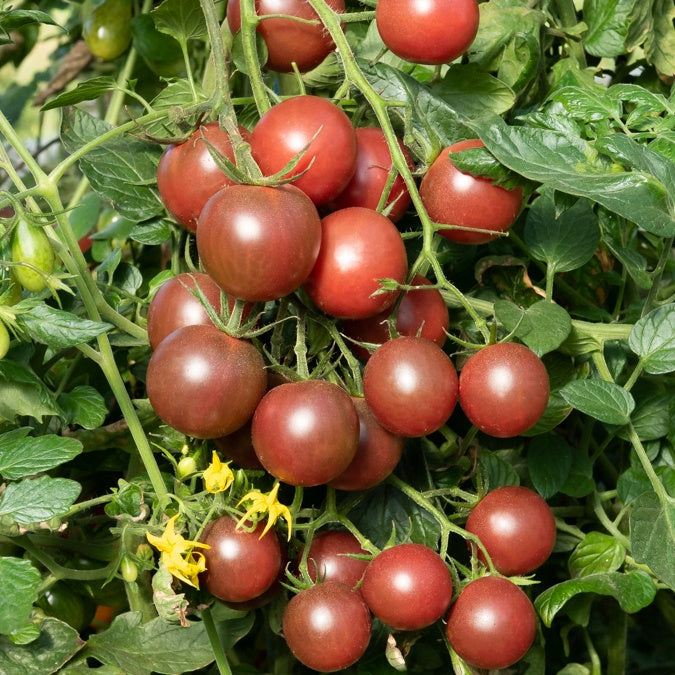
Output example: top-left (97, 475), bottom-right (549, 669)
top-left (146, 514), bottom-right (210, 589)
top-left (236, 481), bottom-right (292, 540)
top-left (203, 451), bottom-right (234, 493)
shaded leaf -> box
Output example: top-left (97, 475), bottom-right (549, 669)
top-left (0, 361), bottom-right (59, 422)
top-left (560, 379), bottom-right (635, 425)
top-left (0, 558), bottom-right (40, 636)
top-left (628, 304), bottom-right (675, 374)
top-left (40, 77), bottom-right (116, 112)
top-left (527, 434), bottom-right (574, 499)
top-left (58, 386), bottom-right (108, 430)
top-left (568, 532), bottom-right (625, 577)
top-left (151, 0), bottom-right (207, 44)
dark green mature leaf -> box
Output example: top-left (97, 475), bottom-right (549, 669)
top-left (630, 491), bottom-right (675, 590)
top-left (617, 392), bottom-right (671, 441)
top-left (104, 481), bottom-right (143, 519)
top-left (0, 558), bottom-right (40, 636)
top-left (130, 219), bottom-right (172, 245)
top-left (582, 0), bottom-right (635, 57)
top-left (559, 447), bottom-right (595, 498)
top-left (61, 109), bottom-right (164, 222)
top-left (628, 0), bottom-right (675, 77)
top-left (548, 85), bottom-right (623, 123)
top-left (560, 379), bottom-right (635, 425)
top-left (473, 115), bottom-right (675, 237)
top-left (0, 361), bottom-right (59, 422)
top-left (628, 304), bottom-right (675, 374)
top-left (0, 617), bottom-right (83, 674)
top-left (0, 8), bottom-right (59, 37)
top-left (58, 386), bottom-right (108, 430)
top-left (40, 77), bottom-right (116, 112)
top-left (84, 612), bottom-right (214, 674)
top-left (527, 434), bottom-right (574, 499)
top-left (478, 452), bottom-right (519, 490)
top-left (0, 429), bottom-right (82, 479)
top-left (152, 0), bottom-right (207, 44)
top-left (18, 305), bottom-right (112, 350)
top-left (0, 476), bottom-right (81, 525)
top-left (535, 570), bottom-right (657, 626)
top-left (568, 532), bottom-right (625, 577)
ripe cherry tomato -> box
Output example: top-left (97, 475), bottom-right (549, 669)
top-left (445, 576), bottom-right (537, 670)
top-left (419, 139), bottom-right (523, 244)
top-left (227, 0), bottom-right (345, 73)
top-left (251, 380), bottom-right (359, 486)
top-left (82, 0), bottom-right (132, 61)
top-left (146, 324), bottom-right (267, 439)
top-left (249, 96), bottom-right (357, 206)
top-left (157, 122), bottom-right (250, 233)
top-left (458, 341), bottom-right (549, 437)
top-left (342, 273), bottom-right (449, 361)
top-left (363, 336), bottom-right (458, 437)
top-left (282, 581), bottom-right (372, 672)
top-left (303, 207), bottom-right (408, 319)
top-left (10, 219), bottom-right (55, 292)
top-left (328, 126), bottom-right (413, 222)
top-left (328, 396), bottom-right (404, 491)
top-left (360, 543), bottom-right (453, 631)
top-left (296, 530), bottom-right (369, 590)
top-left (197, 183), bottom-right (321, 302)
top-left (376, 0), bottom-right (479, 65)
top-left (213, 422), bottom-right (263, 470)
top-left (200, 515), bottom-right (284, 603)
top-left (466, 485), bottom-right (556, 575)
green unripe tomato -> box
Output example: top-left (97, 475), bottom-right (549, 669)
top-left (38, 582), bottom-right (97, 633)
top-left (120, 557), bottom-right (138, 584)
top-left (0, 322), bottom-right (9, 360)
top-left (10, 219), bottom-right (55, 292)
top-left (83, 0), bottom-right (133, 61)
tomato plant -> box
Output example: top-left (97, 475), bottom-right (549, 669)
top-left (81, 0), bottom-right (133, 61)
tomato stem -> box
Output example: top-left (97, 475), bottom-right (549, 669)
top-left (202, 606), bottom-right (234, 675)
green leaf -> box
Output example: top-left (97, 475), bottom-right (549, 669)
top-left (84, 612), bottom-right (214, 674)
top-left (478, 452), bottom-right (520, 490)
top-left (568, 532), bottom-right (626, 577)
top-left (129, 219), bottom-right (172, 245)
top-left (524, 192), bottom-right (601, 274)
top-left (582, 0), bottom-right (634, 57)
top-left (151, 0), bottom-right (207, 44)
top-left (535, 570), bottom-right (657, 627)
top-left (0, 429), bottom-right (82, 479)
top-left (548, 85), bottom-right (623, 123)
top-left (527, 434), bottom-right (574, 499)
top-left (0, 360), bottom-right (59, 422)
top-left (559, 447), bottom-right (595, 498)
top-left (104, 481), bottom-right (143, 519)
top-left (560, 379), bottom-right (635, 425)
top-left (628, 304), bottom-right (675, 374)
top-left (0, 617), bottom-right (83, 674)
top-left (39, 77), bottom-right (117, 112)
top-left (629, 491), bottom-right (675, 590)
top-left (617, 391), bottom-right (671, 441)
top-left (0, 476), bottom-right (81, 525)
top-left (68, 192), bottom-right (101, 243)
top-left (18, 305), bottom-right (112, 350)
top-left (58, 386), bottom-right (108, 430)
top-left (0, 8), bottom-right (60, 36)
top-left (494, 300), bottom-right (572, 356)
top-left (629, 0), bottom-right (675, 77)
top-left (0, 558), bottom-right (40, 636)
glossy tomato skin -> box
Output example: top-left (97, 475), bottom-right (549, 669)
top-left (329, 396), bottom-right (404, 491)
top-left (363, 336), bottom-right (458, 437)
top-left (459, 342), bottom-right (550, 437)
top-left (200, 515), bottom-right (284, 603)
top-left (360, 543), bottom-right (452, 631)
top-left (329, 127), bottom-right (413, 222)
top-left (11, 219), bottom-right (55, 292)
top-left (376, 0), bottom-right (479, 65)
top-left (445, 576), bottom-right (537, 670)
top-left (419, 139), bottom-right (523, 245)
top-left (157, 122), bottom-right (250, 232)
top-left (250, 96), bottom-right (357, 206)
top-left (343, 273), bottom-right (449, 361)
top-left (297, 530), bottom-right (369, 590)
top-left (197, 183), bottom-right (321, 302)
top-left (146, 324), bottom-right (267, 439)
top-left (227, 0), bottom-right (345, 73)
top-left (251, 380), bottom-right (359, 486)
top-left (82, 0), bottom-right (132, 61)
top-left (282, 581), bottom-right (372, 672)
top-left (303, 207), bottom-right (408, 319)
top-left (466, 486), bottom-right (556, 575)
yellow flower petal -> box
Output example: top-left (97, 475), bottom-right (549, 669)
top-left (203, 451), bottom-right (235, 493)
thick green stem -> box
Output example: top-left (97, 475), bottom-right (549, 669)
top-left (202, 606), bottom-right (234, 675)
top-left (627, 423), bottom-right (672, 507)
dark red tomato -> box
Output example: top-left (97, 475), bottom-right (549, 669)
top-left (282, 581), bottom-right (372, 672)
top-left (328, 127), bottom-right (413, 222)
top-left (363, 336), bottom-right (458, 437)
top-left (200, 515), bottom-right (283, 603)
top-left (197, 183), bottom-right (321, 302)
top-left (250, 96), bottom-right (357, 206)
top-left (466, 486), bottom-right (556, 575)
top-left (420, 139), bottom-right (523, 245)
top-left (213, 422), bottom-right (263, 469)
top-left (445, 576), bottom-right (537, 670)
top-left (343, 273), bottom-right (449, 361)
top-left (303, 207), bottom-right (408, 319)
top-left (251, 380), bottom-right (359, 486)
top-left (376, 0), bottom-right (479, 65)
top-left (458, 342), bottom-right (549, 438)
top-left (147, 272), bottom-right (223, 350)
top-left (296, 530), bottom-right (369, 590)
top-left (227, 0), bottom-right (345, 73)
top-left (360, 543), bottom-right (452, 631)
top-left (145, 324), bottom-right (266, 439)
top-left (157, 122), bottom-right (250, 233)
top-left (328, 396), bottom-right (404, 491)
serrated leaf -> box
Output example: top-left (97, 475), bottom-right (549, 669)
top-left (568, 532), bottom-right (625, 577)
top-left (628, 304), bottom-right (675, 374)
top-left (0, 558), bottom-right (40, 636)
top-left (40, 77), bottom-right (116, 112)
top-left (478, 453), bottom-right (520, 490)
top-left (549, 85), bottom-right (623, 122)
top-left (84, 612), bottom-right (214, 674)
top-left (560, 379), bottom-right (635, 425)
top-left (58, 386), bottom-right (108, 430)
top-left (104, 481), bottom-right (143, 519)
top-left (527, 434), bottom-right (574, 498)
top-left (0, 361), bottom-right (59, 422)
top-left (582, 0), bottom-right (634, 57)
top-left (151, 0), bottom-right (207, 44)
top-left (617, 391), bottom-right (671, 441)
top-left (0, 430), bottom-right (82, 479)
top-left (129, 219), bottom-right (172, 245)
top-left (535, 570), bottom-right (657, 627)
top-left (0, 8), bottom-right (60, 34)
top-left (559, 447), bottom-right (595, 498)
top-left (0, 476), bottom-right (81, 525)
